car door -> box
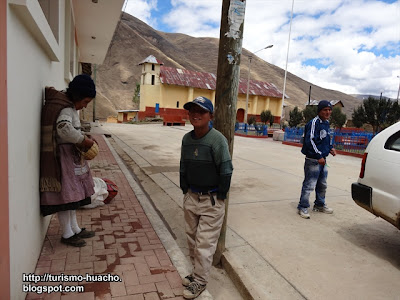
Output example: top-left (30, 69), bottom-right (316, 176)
top-left (368, 130), bottom-right (400, 222)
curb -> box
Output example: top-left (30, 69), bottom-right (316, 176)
top-left (235, 133), bottom-right (268, 138)
top-left (221, 252), bottom-right (253, 299)
top-left (220, 246), bottom-right (306, 300)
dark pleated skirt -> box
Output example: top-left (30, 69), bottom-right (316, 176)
top-left (41, 197), bottom-right (91, 216)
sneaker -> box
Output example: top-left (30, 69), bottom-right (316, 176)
top-left (183, 281), bottom-right (206, 299)
top-left (182, 274), bottom-right (194, 287)
top-left (61, 235), bottom-right (86, 247)
top-left (298, 208), bottom-right (310, 219)
top-left (313, 205), bottom-right (333, 214)
top-left (75, 228), bottom-right (95, 239)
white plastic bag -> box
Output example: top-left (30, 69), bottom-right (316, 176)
top-left (84, 177), bottom-right (109, 209)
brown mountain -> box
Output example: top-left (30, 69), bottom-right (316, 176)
top-left (87, 12), bottom-right (361, 120)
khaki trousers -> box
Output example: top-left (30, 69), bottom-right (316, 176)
top-left (183, 190), bottom-right (225, 285)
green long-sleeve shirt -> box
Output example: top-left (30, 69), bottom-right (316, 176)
top-left (180, 128), bottom-right (233, 200)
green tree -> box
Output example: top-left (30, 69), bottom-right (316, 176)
top-left (247, 116), bottom-right (256, 125)
top-left (132, 83), bottom-right (140, 105)
top-left (260, 110), bottom-right (272, 125)
top-left (386, 101), bottom-right (400, 126)
top-left (288, 106), bottom-right (303, 128)
top-left (269, 115), bottom-right (275, 126)
top-left (330, 107), bottom-right (347, 129)
top-left (302, 105), bottom-right (318, 123)
top-left (351, 106), bottom-right (365, 128)
top-left (352, 96), bottom-right (396, 133)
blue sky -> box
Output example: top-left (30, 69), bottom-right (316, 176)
top-left (124, 0), bottom-right (400, 99)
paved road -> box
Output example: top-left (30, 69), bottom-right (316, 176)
top-left (98, 122), bottom-right (400, 300)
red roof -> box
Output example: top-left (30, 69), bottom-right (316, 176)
top-left (160, 67), bottom-right (217, 90)
top-left (237, 78), bottom-right (284, 98)
top-left (159, 66), bottom-right (284, 98)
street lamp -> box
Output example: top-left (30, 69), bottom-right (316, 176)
top-left (397, 76), bottom-right (400, 102)
top-left (244, 44), bottom-right (273, 123)
top-left (281, 0), bottom-right (295, 121)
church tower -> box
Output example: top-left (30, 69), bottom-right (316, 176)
top-left (138, 55), bottom-right (163, 112)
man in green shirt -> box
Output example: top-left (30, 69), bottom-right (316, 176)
top-left (180, 96), bottom-right (233, 299)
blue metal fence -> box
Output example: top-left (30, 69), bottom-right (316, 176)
top-left (331, 130), bottom-right (375, 153)
top-left (235, 123), bottom-right (268, 136)
top-left (284, 127), bottom-right (304, 143)
top-left (284, 127), bottom-right (375, 154)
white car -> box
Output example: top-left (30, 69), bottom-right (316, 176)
top-left (351, 121), bottom-right (400, 229)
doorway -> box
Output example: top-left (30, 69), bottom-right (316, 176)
top-left (236, 108), bottom-right (244, 123)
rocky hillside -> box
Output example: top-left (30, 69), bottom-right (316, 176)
top-left (87, 12), bottom-right (362, 120)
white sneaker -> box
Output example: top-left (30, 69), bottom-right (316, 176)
top-left (183, 281), bottom-right (206, 299)
top-left (298, 208), bottom-right (310, 219)
top-left (313, 205), bottom-right (333, 214)
top-left (182, 274), bottom-right (194, 287)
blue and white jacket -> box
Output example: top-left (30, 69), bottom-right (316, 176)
top-left (301, 116), bottom-right (332, 159)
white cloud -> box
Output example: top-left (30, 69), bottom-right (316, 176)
top-left (162, 0), bottom-right (222, 37)
top-left (161, 7), bottom-right (221, 37)
top-left (123, 0), bottom-right (158, 28)
top-left (125, 0), bottom-right (400, 98)
top-left (251, 0), bottom-right (400, 98)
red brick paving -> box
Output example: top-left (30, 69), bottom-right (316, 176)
top-left (25, 135), bottom-right (184, 300)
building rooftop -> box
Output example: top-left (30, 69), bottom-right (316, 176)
top-left (308, 100), bottom-right (344, 107)
top-left (138, 55), bottom-right (164, 65)
top-left (159, 66), bottom-right (284, 98)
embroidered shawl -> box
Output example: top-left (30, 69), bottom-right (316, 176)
top-left (39, 87), bottom-right (74, 192)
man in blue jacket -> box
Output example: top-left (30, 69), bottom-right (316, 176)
top-left (298, 100), bottom-right (337, 219)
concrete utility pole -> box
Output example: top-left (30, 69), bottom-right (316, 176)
top-left (213, 0), bottom-right (246, 264)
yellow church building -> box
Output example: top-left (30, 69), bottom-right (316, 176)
top-left (138, 55), bottom-right (284, 123)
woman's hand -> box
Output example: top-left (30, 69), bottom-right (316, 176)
top-left (86, 135), bottom-right (98, 145)
top-left (77, 136), bottom-right (94, 151)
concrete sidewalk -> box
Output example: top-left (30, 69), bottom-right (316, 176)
top-left (97, 122), bottom-right (400, 300)
top-left (25, 134), bottom-right (213, 300)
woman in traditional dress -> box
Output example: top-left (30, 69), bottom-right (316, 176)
top-left (39, 74), bottom-right (97, 247)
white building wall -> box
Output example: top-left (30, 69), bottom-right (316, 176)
top-left (7, 1), bottom-right (68, 298)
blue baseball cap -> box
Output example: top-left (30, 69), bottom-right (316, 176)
top-left (317, 100), bottom-right (332, 113)
top-left (184, 96), bottom-right (214, 114)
